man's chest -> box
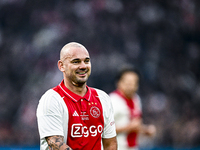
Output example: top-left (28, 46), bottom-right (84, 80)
top-left (63, 96), bottom-right (104, 138)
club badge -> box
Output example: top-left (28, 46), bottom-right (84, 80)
top-left (90, 106), bottom-right (101, 118)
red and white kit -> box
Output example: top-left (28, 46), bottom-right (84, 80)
top-left (37, 81), bottom-right (116, 150)
top-left (109, 90), bottom-right (142, 150)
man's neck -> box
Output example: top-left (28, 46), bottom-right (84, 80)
top-left (64, 80), bottom-right (87, 97)
top-left (118, 89), bottom-right (135, 100)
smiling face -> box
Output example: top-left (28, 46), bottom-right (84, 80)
top-left (58, 43), bottom-right (91, 87)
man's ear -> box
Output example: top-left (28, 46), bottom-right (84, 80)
top-left (58, 60), bottom-right (64, 72)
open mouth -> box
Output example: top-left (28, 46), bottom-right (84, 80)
top-left (76, 70), bottom-right (88, 76)
top-left (78, 72), bottom-right (86, 75)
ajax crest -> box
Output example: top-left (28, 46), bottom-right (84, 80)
top-left (90, 106), bottom-right (100, 118)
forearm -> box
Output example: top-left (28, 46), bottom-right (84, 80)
top-left (103, 137), bottom-right (117, 150)
top-left (116, 118), bottom-right (141, 134)
top-left (116, 125), bottom-right (139, 134)
top-left (116, 125), bottom-right (132, 134)
top-left (45, 135), bottom-right (72, 150)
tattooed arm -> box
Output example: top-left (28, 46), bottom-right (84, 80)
top-left (45, 135), bottom-right (72, 150)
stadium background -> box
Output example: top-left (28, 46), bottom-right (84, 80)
top-left (0, 0), bottom-right (200, 149)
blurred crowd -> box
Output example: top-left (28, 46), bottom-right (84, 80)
top-left (0, 0), bottom-right (200, 148)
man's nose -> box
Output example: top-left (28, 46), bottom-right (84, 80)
top-left (79, 61), bottom-right (87, 68)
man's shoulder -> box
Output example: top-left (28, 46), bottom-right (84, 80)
top-left (42, 88), bottom-right (59, 96)
top-left (91, 87), bottom-right (109, 98)
top-left (88, 87), bottom-right (111, 104)
top-left (109, 92), bottom-right (127, 107)
top-left (40, 89), bottom-right (62, 102)
top-left (37, 88), bottom-right (65, 115)
top-left (109, 91), bottom-right (120, 99)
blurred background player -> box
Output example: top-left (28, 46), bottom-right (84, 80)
top-left (109, 66), bottom-right (156, 150)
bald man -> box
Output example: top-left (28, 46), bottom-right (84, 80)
top-left (36, 42), bottom-right (117, 150)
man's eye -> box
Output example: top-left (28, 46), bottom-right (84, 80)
top-left (72, 60), bottom-right (80, 64)
top-left (85, 59), bottom-right (90, 63)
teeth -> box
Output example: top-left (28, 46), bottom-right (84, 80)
top-left (79, 72), bottom-right (86, 75)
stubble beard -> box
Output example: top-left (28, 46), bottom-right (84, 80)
top-left (71, 74), bottom-right (89, 87)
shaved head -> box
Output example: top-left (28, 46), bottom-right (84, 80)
top-left (60, 42), bottom-right (87, 61)
top-left (58, 42), bottom-right (91, 91)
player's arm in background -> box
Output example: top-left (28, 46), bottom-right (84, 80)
top-left (116, 117), bottom-right (156, 136)
top-left (140, 124), bottom-right (156, 136)
top-left (117, 118), bottom-right (141, 133)
top-left (45, 135), bottom-right (72, 150)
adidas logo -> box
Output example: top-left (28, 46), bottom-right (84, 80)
top-left (73, 111), bottom-right (79, 116)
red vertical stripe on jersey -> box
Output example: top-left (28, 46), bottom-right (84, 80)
top-left (114, 90), bottom-right (138, 147)
top-left (53, 81), bottom-right (104, 150)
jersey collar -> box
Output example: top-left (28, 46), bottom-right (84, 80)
top-left (58, 80), bottom-right (91, 102)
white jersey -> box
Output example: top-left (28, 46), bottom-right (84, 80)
top-left (109, 91), bottom-right (142, 150)
top-left (36, 81), bottom-right (116, 150)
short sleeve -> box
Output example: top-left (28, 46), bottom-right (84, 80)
top-left (96, 89), bottom-right (116, 139)
top-left (36, 89), bottom-right (66, 139)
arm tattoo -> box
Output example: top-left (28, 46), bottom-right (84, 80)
top-left (45, 135), bottom-right (65, 150)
